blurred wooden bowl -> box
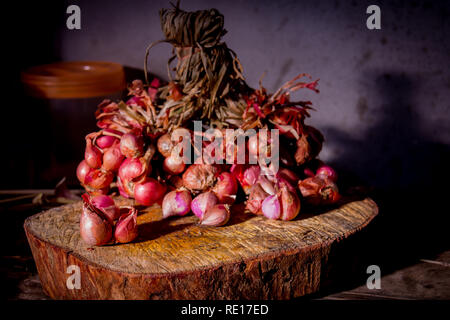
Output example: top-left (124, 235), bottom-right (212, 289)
top-left (21, 61), bottom-right (126, 99)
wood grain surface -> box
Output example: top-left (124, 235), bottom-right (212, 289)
top-left (24, 197), bottom-right (378, 299)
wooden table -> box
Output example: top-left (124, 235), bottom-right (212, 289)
top-left (2, 190), bottom-right (449, 300)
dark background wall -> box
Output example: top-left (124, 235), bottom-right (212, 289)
top-left (1, 0), bottom-right (449, 294)
top-left (4, 0), bottom-right (449, 191)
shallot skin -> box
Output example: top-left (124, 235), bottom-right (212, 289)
top-left (84, 169), bottom-right (114, 190)
top-left (91, 195), bottom-right (120, 223)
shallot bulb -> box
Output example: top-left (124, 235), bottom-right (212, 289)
top-left (91, 195), bottom-right (120, 224)
top-left (231, 165), bottom-right (260, 194)
top-left (212, 172), bottom-right (238, 204)
top-left (200, 204), bottom-right (230, 227)
top-left (316, 165), bottom-right (338, 182)
top-left (248, 131), bottom-right (271, 161)
top-left (85, 138), bottom-right (102, 169)
top-left (260, 186), bottom-right (301, 221)
top-left (157, 133), bottom-right (174, 158)
top-left (298, 176), bottom-right (340, 206)
top-left (102, 142), bottom-right (124, 172)
top-left (120, 133), bottom-right (144, 158)
top-left (191, 191), bottom-right (218, 220)
top-left (118, 158), bottom-right (147, 181)
top-left (96, 135), bottom-right (118, 149)
top-left (76, 160), bottom-right (92, 184)
top-left (118, 157), bottom-right (152, 196)
top-left (162, 190), bottom-right (192, 218)
top-left (182, 164), bottom-right (219, 192)
top-left (278, 185), bottom-right (301, 220)
top-left (295, 126), bottom-right (324, 165)
top-left (261, 195), bottom-right (281, 220)
top-left (114, 207), bottom-right (138, 244)
top-left (241, 166), bottom-right (260, 193)
top-left (163, 154), bottom-right (186, 175)
top-left (84, 169), bottom-right (114, 190)
top-left (246, 183), bottom-right (270, 215)
top-left (134, 178), bottom-right (166, 206)
top-left (80, 194), bottom-right (113, 246)
top-left (319, 180), bottom-right (340, 205)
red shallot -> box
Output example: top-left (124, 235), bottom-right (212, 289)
top-left (134, 178), bottom-right (166, 206)
top-left (246, 183), bottom-right (269, 215)
top-left (120, 133), bottom-right (144, 158)
top-left (91, 195), bottom-right (120, 224)
top-left (163, 154), bottom-right (186, 175)
top-left (261, 195), bottom-right (281, 220)
top-left (96, 135), bottom-right (118, 149)
top-left (85, 138), bottom-right (102, 169)
top-left (182, 164), bottom-right (218, 192)
top-left (80, 194), bottom-right (113, 246)
top-left (278, 185), bottom-right (301, 220)
top-left (102, 142), bottom-right (124, 172)
top-left (157, 133), bottom-right (174, 157)
top-left (162, 190), bottom-right (192, 218)
top-left (231, 165), bottom-right (260, 194)
top-left (76, 160), bottom-right (92, 185)
top-left (84, 169), bottom-right (114, 190)
top-left (191, 191), bottom-right (218, 220)
top-left (114, 206), bottom-right (138, 243)
top-left (298, 176), bottom-right (340, 206)
top-left (316, 165), bottom-right (338, 182)
top-left (200, 204), bottom-right (230, 226)
top-left (212, 172), bottom-right (238, 204)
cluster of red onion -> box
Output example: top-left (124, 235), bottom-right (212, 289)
top-left (232, 161), bottom-right (339, 221)
top-left (155, 128), bottom-right (340, 225)
top-left (156, 131), bottom-right (238, 226)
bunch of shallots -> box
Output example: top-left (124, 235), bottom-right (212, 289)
top-left (75, 6), bottom-right (344, 247)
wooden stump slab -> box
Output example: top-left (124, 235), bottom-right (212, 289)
top-left (24, 197), bottom-right (378, 299)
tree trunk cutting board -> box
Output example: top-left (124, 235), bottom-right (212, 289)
top-left (24, 197), bottom-right (378, 299)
